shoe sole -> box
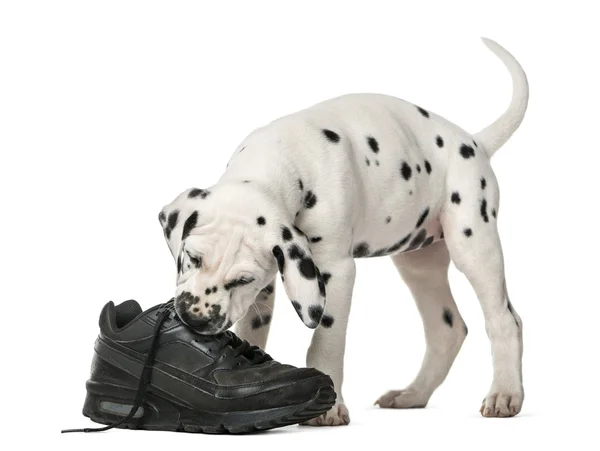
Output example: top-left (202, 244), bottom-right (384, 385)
top-left (83, 380), bottom-right (336, 434)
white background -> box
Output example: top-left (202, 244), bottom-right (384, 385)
top-left (1, 1), bottom-right (599, 449)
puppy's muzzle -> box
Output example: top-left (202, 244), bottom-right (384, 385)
top-left (174, 291), bottom-right (230, 334)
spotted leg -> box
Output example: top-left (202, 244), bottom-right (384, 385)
top-left (302, 254), bottom-right (355, 426)
top-left (234, 281), bottom-right (275, 349)
top-left (376, 241), bottom-right (467, 409)
top-left (441, 175), bottom-right (524, 417)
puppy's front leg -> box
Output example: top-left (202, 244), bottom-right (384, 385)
top-left (303, 256), bottom-right (355, 426)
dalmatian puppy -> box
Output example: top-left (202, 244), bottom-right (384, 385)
top-left (158, 38), bottom-right (528, 425)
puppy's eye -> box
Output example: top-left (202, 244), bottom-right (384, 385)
top-left (185, 250), bottom-right (203, 268)
top-left (224, 276), bottom-right (255, 291)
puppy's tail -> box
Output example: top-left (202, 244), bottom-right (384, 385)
top-left (474, 38), bottom-right (529, 158)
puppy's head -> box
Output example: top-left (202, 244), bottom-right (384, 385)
top-left (159, 183), bottom-right (326, 334)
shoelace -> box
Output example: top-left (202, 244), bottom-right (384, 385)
top-left (61, 305), bottom-right (172, 433)
top-left (217, 332), bottom-right (271, 364)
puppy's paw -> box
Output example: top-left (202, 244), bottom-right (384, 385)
top-left (480, 390), bottom-right (523, 417)
top-left (375, 388), bottom-right (429, 409)
top-left (301, 402), bottom-right (350, 426)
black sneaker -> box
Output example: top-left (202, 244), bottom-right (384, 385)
top-left (62, 299), bottom-right (335, 434)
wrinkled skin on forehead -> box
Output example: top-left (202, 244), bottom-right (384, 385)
top-left (158, 183), bottom-right (326, 334)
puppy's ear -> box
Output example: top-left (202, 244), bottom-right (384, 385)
top-left (272, 226), bottom-right (326, 328)
top-left (159, 188), bottom-right (206, 261)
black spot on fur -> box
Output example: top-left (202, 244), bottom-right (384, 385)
top-left (242, 180), bottom-right (251, 183)
top-left (251, 314), bottom-right (272, 330)
top-left (309, 236), bottom-right (322, 243)
top-left (473, 140), bottom-right (478, 148)
top-left (492, 208), bottom-right (497, 218)
top-left (321, 272), bottom-right (331, 285)
top-left (416, 164), bottom-right (421, 173)
top-left (388, 233), bottom-right (412, 253)
top-left (176, 291), bottom-right (199, 310)
top-left (400, 161), bottom-right (412, 181)
top-left (288, 244), bottom-right (304, 260)
top-left (321, 315), bottom-right (334, 328)
top-left (177, 255), bottom-right (182, 274)
top-left (451, 192), bottom-right (461, 204)
top-left (375, 160), bottom-right (380, 166)
top-left (212, 286), bottom-right (217, 293)
top-left (257, 216), bottom-right (266, 226)
top-left (406, 229), bottom-right (427, 251)
top-left (416, 106), bottom-right (430, 118)
top-left (480, 177), bottom-right (487, 190)
top-left (291, 300), bottom-right (303, 321)
top-left (167, 211), bottom-right (179, 229)
top-left (205, 288), bottom-right (211, 296)
top-left (416, 207), bottom-right (430, 228)
top-left (480, 199), bottom-right (489, 223)
top-left (188, 188), bottom-right (211, 199)
top-left (165, 210), bottom-right (179, 239)
top-left (353, 242), bottom-right (370, 258)
top-left (366, 157), bottom-right (371, 166)
top-left (459, 144), bottom-right (476, 159)
top-left (370, 247), bottom-right (391, 257)
top-left (261, 284), bottom-right (274, 295)
top-left (282, 226), bottom-right (293, 241)
top-left (308, 305), bottom-right (324, 324)
top-left (464, 228), bottom-right (473, 237)
top-left (443, 308), bottom-right (454, 327)
top-left (317, 270), bottom-right (326, 297)
top-left (421, 236), bottom-right (434, 248)
top-left (386, 216), bottom-right (392, 224)
top-left (273, 246), bottom-right (285, 273)
top-left (367, 136), bottom-right (379, 153)
top-left (436, 135), bottom-right (444, 147)
top-left (304, 191), bottom-right (317, 209)
top-left (292, 225), bottom-right (306, 237)
top-left (298, 179), bottom-right (304, 191)
top-left (299, 257), bottom-right (317, 279)
top-left (251, 316), bottom-right (262, 329)
top-left (181, 211), bottom-right (199, 241)
top-left (424, 160), bottom-right (432, 174)
top-left (322, 129), bottom-right (340, 143)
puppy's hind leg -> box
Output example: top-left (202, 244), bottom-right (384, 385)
top-left (234, 281), bottom-right (275, 349)
top-left (376, 241), bottom-right (468, 409)
top-left (441, 168), bottom-right (523, 417)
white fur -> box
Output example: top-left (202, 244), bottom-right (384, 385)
top-left (159, 38), bottom-right (528, 424)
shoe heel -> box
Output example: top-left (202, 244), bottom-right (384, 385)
top-left (82, 381), bottom-right (144, 428)
top-left (83, 380), bottom-right (181, 430)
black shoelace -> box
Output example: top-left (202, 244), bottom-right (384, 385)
top-left (61, 306), bottom-right (172, 433)
top-left (216, 332), bottom-right (271, 364)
